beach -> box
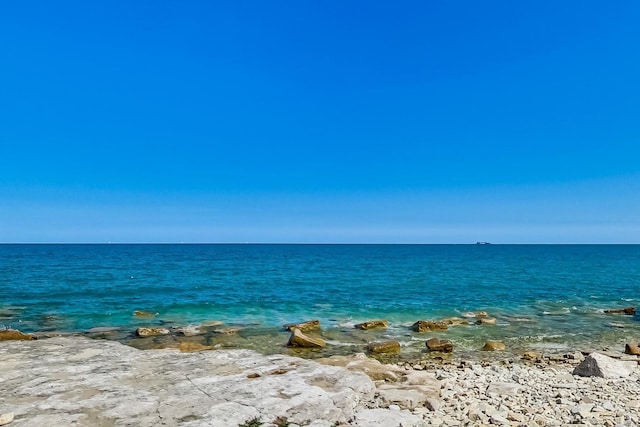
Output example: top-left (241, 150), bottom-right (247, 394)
top-left (1, 335), bottom-right (639, 426)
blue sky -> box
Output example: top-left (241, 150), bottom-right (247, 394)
top-left (1, 1), bottom-right (639, 243)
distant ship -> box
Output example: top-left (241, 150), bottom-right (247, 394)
top-left (475, 241), bottom-right (491, 245)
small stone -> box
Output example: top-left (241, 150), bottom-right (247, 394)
top-left (522, 351), bottom-right (542, 361)
top-left (367, 340), bottom-right (400, 354)
top-left (287, 328), bottom-right (326, 348)
top-left (0, 413), bottom-right (14, 426)
top-left (354, 320), bottom-right (388, 330)
top-left (135, 327), bottom-right (170, 337)
top-left (482, 341), bottom-right (506, 351)
top-left (571, 403), bottom-right (594, 418)
top-left (284, 320), bottom-right (321, 332)
top-left (475, 317), bottom-right (497, 325)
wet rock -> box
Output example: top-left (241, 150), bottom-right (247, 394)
top-left (0, 329), bottom-right (37, 341)
top-left (283, 320), bottom-right (321, 332)
top-left (425, 337), bottom-right (454, 352)
top-left (367, 340), bottom-right (401, 354)
top-left (442, 317), bottom-right (469, 326)
top-left (211, 327), bottom-right (242, 335)
top-left (0, 413), bottom-right (14, 426)
top-left (287, 328), bottom-right (325, 348)
top-left (135, 327), bottom-right (170, 337)
top-left (482, 341), bottom-right (506, 351)
top-left (354, 320), bottom-right (388, 330)
top-left (171, 325), bottom-right (202, 337)
top-left (463, 310), bottom-right (489, 318)
top-left (625, 343), bottom-right (640, 356)
top-left (604, 306), bottom-right (636, 315)
top-left (475, 317), bottom-right (497, 325)
top-left (573, 352), bottom-right (637, 378)
top-left (412, 320), bottom-right (448, 332)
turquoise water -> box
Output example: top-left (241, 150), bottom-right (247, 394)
top-left (1, 244), bottom-right (639, 358)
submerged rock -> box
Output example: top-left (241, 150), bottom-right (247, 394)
top-left (367, 340), bottom-right (401, 354)
top-left (475, 317), bottom-right (497, 325)
top-left (283, 319), bottom-right (320, 332)
top-left (355, 320), bottom-right (388, 330)
top-left (482, 341), bottom-right (506, 351)
top-left (604, 306), bottom-right (636, 315)
top-left (0, 329), bottom-right (36, 341)
top-left (171, 325), bottom-right (202, 337)
top-left (178, 342), bottom-right (213, 352)
top-left (133, 310), bottom-right (156, 318)
top-left (135, 327), bottom-right (170, 337)
top-left (412, 320), bottom-right (448, 332)
top-left (573, 352), bottom-right (637, 378)
top-left (442, 317), bottom-right (470, 326)
top-left (425, 338), bottom-right (454, 352)
top-left (287, 328), bottom-right (326, 348)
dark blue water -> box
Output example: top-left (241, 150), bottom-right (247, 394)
top-left (1, 244), bottom-right (639, 355)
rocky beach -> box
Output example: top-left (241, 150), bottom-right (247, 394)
top-left (1, 329), bottom-right (640, 427)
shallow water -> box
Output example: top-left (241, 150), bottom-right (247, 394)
top-left (2, 244), bottom-right (639, 358)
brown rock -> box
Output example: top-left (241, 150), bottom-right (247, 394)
top-left (367, 340), bottom-right (401, 354)
top-left (135, 327), bottom-right (170, 337)
top-left (521, 351), bottom-right (542, 361)
top-left (625, 343), bottom-right (640, 356)
top-left (412, 320), bottom-right (449, 332)
top-left (284, 319), bottom-right (321, 332)
top-left (475, 317), bottom-right (497, 325)
top-left (178, 342), bottom-right (213, 352)
top-left (355, 320), bottom-right (388, 330)
top-left (287, 328), bottom-right (326, 348)
top-left (604, 307), bottom-right (636, 315)
top-left (0, 329), bottom-right (37, 341)
top-left (425, 338), bottom-right (453, 352)
top-left (482, 341), bottom-right (506, 351)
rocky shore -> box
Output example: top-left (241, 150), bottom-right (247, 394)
top-left (1, 334), bottom-right (640, 427)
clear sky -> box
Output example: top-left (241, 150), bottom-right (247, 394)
top-left (1, 1), bottom-right (639, 243)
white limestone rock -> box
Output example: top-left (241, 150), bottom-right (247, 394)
top-left (573, 352), bottom-right (637, 378)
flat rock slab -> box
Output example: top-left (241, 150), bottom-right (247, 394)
top-left (0, 337), bottom-right (376, 427)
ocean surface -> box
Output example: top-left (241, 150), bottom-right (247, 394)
top-left (1, 244), bottom-right (639, 360)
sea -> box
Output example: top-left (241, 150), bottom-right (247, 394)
top-left (1, 244), bottom-right (639, 360)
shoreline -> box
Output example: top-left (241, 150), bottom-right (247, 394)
top-left (1, 335), bottom-right (639, 426)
